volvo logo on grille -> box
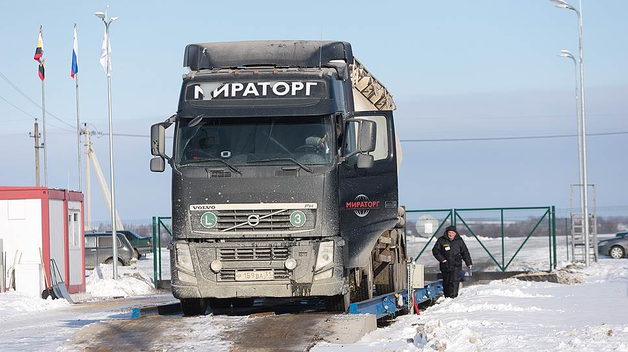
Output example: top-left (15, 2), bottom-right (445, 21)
top-left (247, 214), bottom-right (260, 227)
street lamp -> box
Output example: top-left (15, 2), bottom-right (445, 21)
top-left (95, 7), bottom-right (120, 278)
top-left (558, 50), bottom-right (583, 212)
top-left (551, 0), bottom-right (592, 266)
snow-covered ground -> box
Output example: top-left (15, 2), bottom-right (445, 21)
top-left (0, 253), bottom-right (173, 351)
top-left (1, 238), bottom-right (626, 350)
top-left (314, 258), bottom-right (628, 351)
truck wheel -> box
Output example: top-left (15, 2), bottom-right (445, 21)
top-left (208, 298), bottom-right (232, 309)
top-left (393, 229), bottom-right (408, 292)
top-left (134, 249), bottom-right (141, 260)
top-left (325, 292), bottom-right (350, 312)
top-left (181, 298), bottom-right (208, 316)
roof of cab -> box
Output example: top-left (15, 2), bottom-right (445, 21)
top-left (183, 40), bottom-right (353, 71)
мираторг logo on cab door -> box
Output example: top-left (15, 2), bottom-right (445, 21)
top-left (346, 194), bottom-right (380, 218)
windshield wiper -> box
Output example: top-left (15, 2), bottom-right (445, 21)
top-left (181, 158), bottom-right (242, 175)
top-left (247, 158), bottom-right (312, 173)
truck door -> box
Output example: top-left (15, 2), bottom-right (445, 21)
top-left (339, 111), bottom-right (399, 268)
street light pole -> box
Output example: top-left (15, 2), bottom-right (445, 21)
top-left (96, 7), bottom-right (120, 278)
top-left (558, 50), bottom-right (583, 216)
top-left (551, 0), bottom-right (591, 266)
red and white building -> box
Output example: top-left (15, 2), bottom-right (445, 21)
top-left (0, 187), bottom-right (85, 296)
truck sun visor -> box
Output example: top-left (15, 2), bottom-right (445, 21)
top-left (184, 41), bottom-right (354, 71)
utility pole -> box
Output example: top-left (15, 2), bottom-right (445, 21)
top-left (30, 119), bottom-right (41, 187)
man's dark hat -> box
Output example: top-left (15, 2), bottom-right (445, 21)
top-left (444, 225), bottom-right (458, 234)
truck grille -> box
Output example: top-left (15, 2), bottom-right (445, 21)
top-left (189, 203), bottom-right (317, 234)
top-left (216, 209), bottom-right (291, 231)
top-left (219, 247), bottom-right (289, 261)
top-left (218, 269), bottom-right (290, 281)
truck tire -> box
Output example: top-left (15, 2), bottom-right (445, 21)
top-left (181, 298), bottom-right (209, 316)
top-left (325, 292), bottom-right (350, 312)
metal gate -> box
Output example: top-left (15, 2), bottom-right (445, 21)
top-left (410, 206), bottom-right (557, 272)
top-left (151, 216), bottom-right (172, 288)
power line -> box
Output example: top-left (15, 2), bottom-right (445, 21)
top-left (0, 70), bottom-right (76, 129)
top-left (0, 93), bottom-right (39, 120)
top-left (400, 131), bottom-right (628, 143)
top-left (0, 93), bottom-right (76, 133)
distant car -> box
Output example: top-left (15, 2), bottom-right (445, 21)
top-left (598, 232), bottom-right (628, 259)
top-left (85, 232), bottom-right (135, 269)
top-left (108, 230), bottom-right (152, 259)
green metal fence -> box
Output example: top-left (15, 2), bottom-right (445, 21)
top-left (149, 206), bottom-right (559, 285)
top-left (411, 206), bottom-right (557, 271)
top-left (152, 216), bottom-right (172, 288)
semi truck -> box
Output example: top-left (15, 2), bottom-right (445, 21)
top-left (150, 41), bottom-right (407, 315)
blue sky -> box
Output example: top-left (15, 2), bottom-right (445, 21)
top-left (0, 1), bottom-right (626, 220)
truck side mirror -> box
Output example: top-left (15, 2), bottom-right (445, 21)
top-left (151, 124), bottom-right (165, 156)
top-left (357, 154), bottom-right (374, 169)
top-left (150, 157), bottom-right (165, 172)
top-left (358, 120), bottom-right (376, 153)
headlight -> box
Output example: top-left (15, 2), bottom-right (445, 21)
top-left (210, 259), bottom-right (223, 273)
top-left (315, 241), bottom-right (334, 271)
top-left (176, 243), bottom-right (194, 272)
top-left (284, 258), bottom-right (297, 270)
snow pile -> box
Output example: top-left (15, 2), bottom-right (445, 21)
top-left (432, 300), bottom-right (544, 313)
top-left (314, 258), bottom-right (628, 351)
top-left (86, 264), bottom-right (157, 298)
top-left (473, 287), bottom-right (552, 298)
top-left (0, 291), bottom-right (69, 318)
top-left (413, 319), bottom-right (484, 352)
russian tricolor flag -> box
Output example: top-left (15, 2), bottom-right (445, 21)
top-left (71, 25), bottom-right (78, 78)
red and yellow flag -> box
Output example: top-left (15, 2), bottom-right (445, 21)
top-left (34, 26), bottom-right (45, 81)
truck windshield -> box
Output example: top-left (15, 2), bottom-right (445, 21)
top-left (176, 115), bottom-right (334, 166)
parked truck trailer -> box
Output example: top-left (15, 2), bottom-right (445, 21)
top-left (150, 41), bottom-right (407, 315)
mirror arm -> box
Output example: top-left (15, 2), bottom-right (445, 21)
top-left (162, 114), bottom-right (177, 129)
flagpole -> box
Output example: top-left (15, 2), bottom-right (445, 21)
top-left (74, 24), bottom-right (82, 192)
top-left (75, 73), bottom-right (82, 191)
top-left (96, 7), bottom-right (119, 279)
top-left (41, 69), bottom-right (48, 188)
top-left (36, 25), bottom-right (48, 188)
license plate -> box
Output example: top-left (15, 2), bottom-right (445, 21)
top-left (235, 270), bottom-right (274, 281)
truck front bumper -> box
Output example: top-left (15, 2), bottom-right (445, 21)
top-left (170, 237), bottom-right (346, 299)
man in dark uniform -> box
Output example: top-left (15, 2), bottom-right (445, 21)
top-left (432, 225), bottom-right (472, 298)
